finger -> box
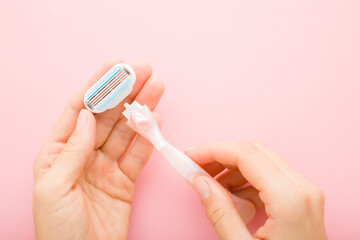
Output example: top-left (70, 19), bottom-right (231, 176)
top-left (34, 59), bottom-right (124, 174)
top-left (199, 162), bottom-right (225, 177)
top-left (216, 169), bottom-right (248, 190)
top-left (47, 110), bottom-right (96, 191)
top-left (186, 147), bottom-right (225, 177)
top-left (230, 194), bottom-right (257, 224)
top-left (118, 113), bottom-right (161, 182)
top-left (193, 176), bottom-right (253, 239)
top-left (253, 142), bottom-right (312, 186)
top-left (233, 186), bottom-right (264, 209)
top-left (186, 141), bottom-right (289, 193)
top-left (101, 76), bottom-right (165, 161)
top-left (49, 58), bottom-right (124, 144)
top-left (48, 60), bottom-right (152, 150)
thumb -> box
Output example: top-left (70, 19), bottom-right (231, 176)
top-left (49, 109), bottom-right (96, 189)
top-left (193, 176), bottom-right (253, 240)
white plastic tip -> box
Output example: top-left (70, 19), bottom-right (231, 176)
top-left (122, 101), bottom-right (144, 120)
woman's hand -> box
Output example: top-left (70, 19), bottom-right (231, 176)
top-left (186, 141), bottom-right (327, 240)
top-left (33, 59), bottom-right (164, 240)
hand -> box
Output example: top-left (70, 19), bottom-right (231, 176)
top-left (186, 141), bottom-right (327, 240)
top-left (33, 59), bottom-right (165, 240)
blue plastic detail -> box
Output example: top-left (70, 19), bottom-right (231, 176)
top-left (85, 66), bottom-right (120, 99)
top-left (87, 67), bottom-right (122, 100)
top-left (95, 78), bottom-right (131, 111)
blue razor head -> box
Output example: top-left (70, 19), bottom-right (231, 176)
top-left (84, 64), bottom-right (136, 113)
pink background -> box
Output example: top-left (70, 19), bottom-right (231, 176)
top-left (1, 0), bottom-right (359, 239)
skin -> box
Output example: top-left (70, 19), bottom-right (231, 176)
top-left (33, 59), bottom-right (327, 239)
top-left (187, 141), bottom-right (328, 240)
top-left (33, 59), bottom-right (165, 240)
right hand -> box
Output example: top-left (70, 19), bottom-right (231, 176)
top-left (186, 141), bottom-right (327, 240)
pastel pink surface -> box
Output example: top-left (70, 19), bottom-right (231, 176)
top-left (1, 1), bottom-right (359, 239)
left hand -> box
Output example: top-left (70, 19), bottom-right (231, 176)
top-left (33, 59), bottom-right (165, 240)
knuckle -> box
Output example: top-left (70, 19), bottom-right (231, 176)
top-left (280, 184), bottom-right (326, 222)
top-left (310, 185), bottom-right (325, 205)
top-left (98, 114), bottom-right (117, 131)
top-left (290, 185), bottom-right (325, 210)
top-left (118, 127), bottom-right (135, 142)
top-left (236, 141), bottom-right (262, 155)
top-left (128, 150), bottom-right (147, 165)
top-left (62, 139), bottom-right (81, 153)
top-left (297, 188), bottom-right (313, 206)
top-left (207, 207), bottom-right (229, 227)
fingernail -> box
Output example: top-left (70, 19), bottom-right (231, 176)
top-left (185, 146), bottom-right (196, 153)
top-left (130, 112), bottom-right (151, 132)
top-left (76, 110), bottom-right (88, 131)
top-left (193, 177), bottom-right (210, 201)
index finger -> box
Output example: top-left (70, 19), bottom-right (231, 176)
top-left (186, 141), bottom-right (289, 193)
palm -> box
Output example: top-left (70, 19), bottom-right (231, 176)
top-left (66, 150), bottom-right (134, 239)
top-left (33, 60), bottom-right (164, 240)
